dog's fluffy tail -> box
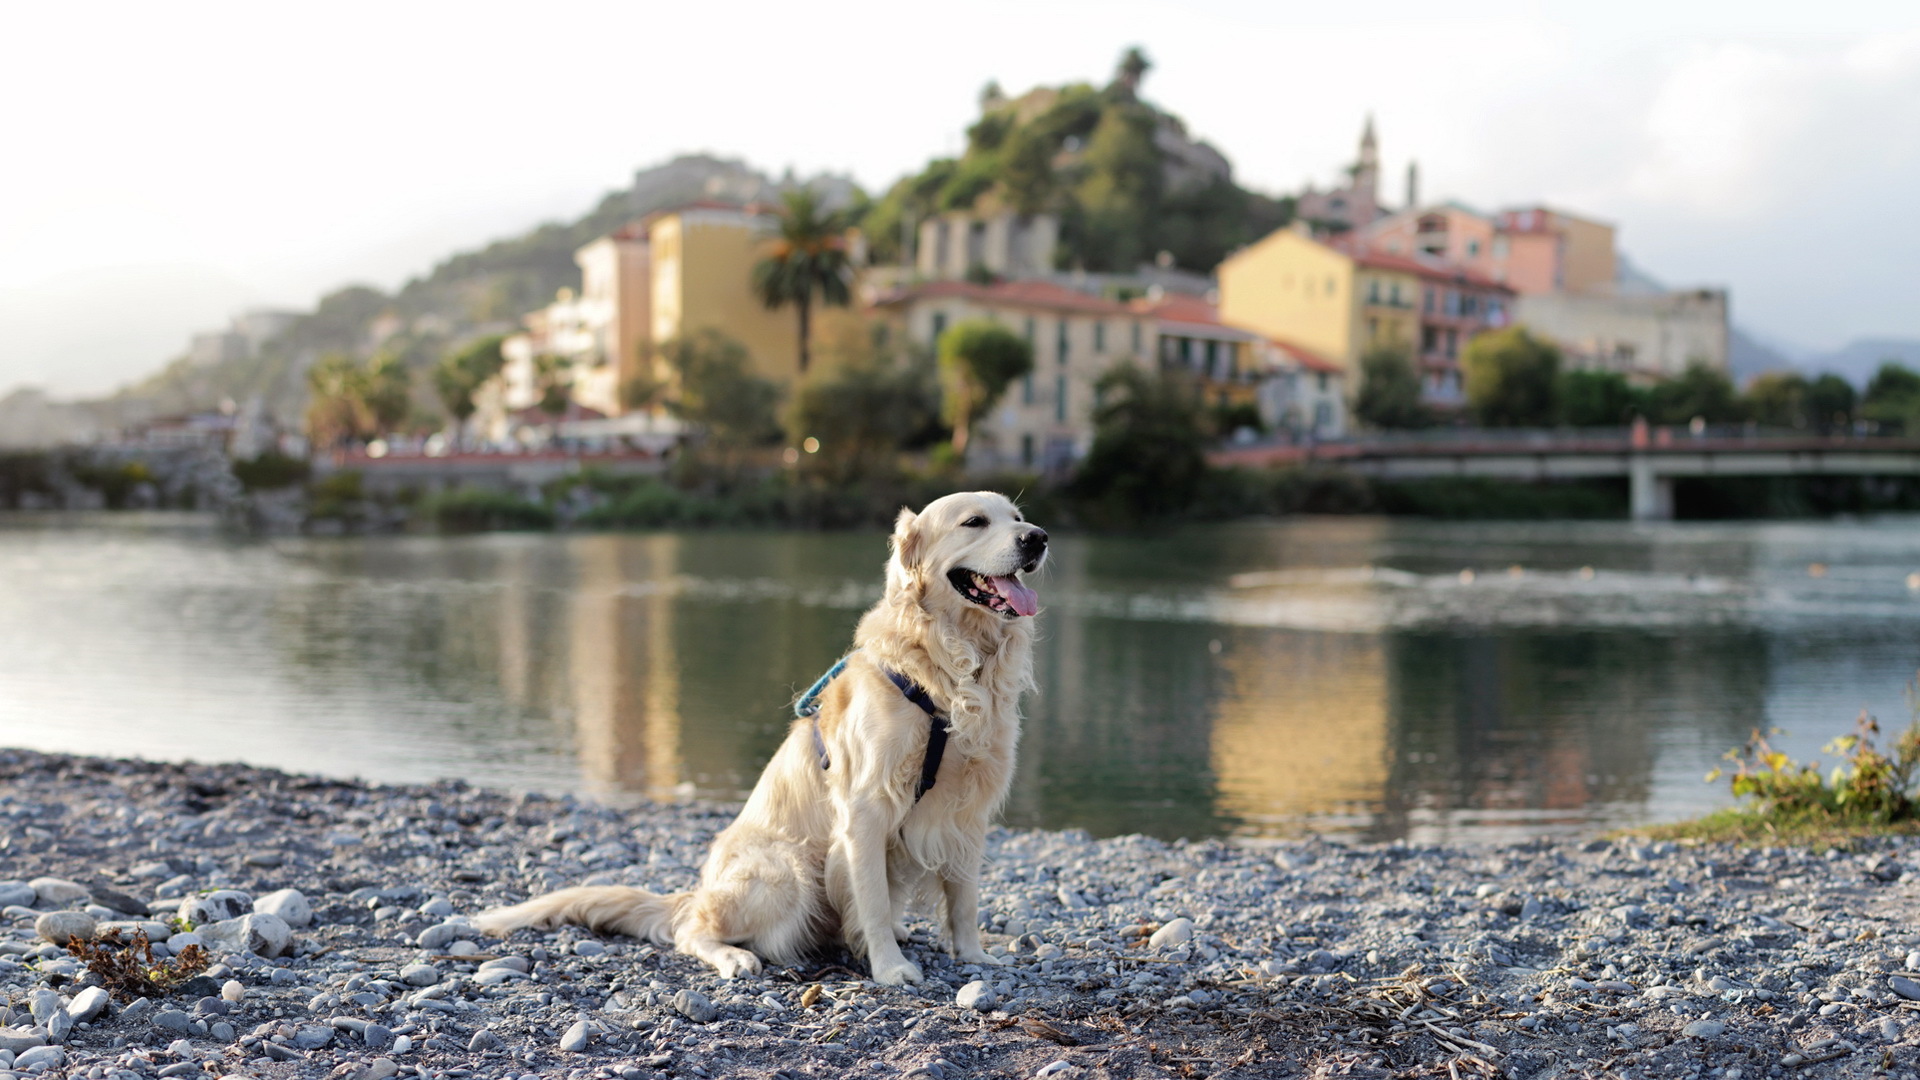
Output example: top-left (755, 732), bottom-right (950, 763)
top-left (473, 886), bottom-right (685, 944)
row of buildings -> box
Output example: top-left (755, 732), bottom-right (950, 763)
top-left (473, 119), bottom-right (1728, 468)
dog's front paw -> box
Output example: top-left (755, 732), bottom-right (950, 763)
top-left (954, 946), bottom-right (1003, 965)
top-left (871, 957), bottom-right (924, 986)
top-left (711, 945), bottom-right (763, 979)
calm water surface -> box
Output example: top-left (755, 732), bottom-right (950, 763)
top-left (3, 512), bottom-right (1919, 844)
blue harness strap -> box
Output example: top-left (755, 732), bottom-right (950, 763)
top-left (795, 653), bottom-right (950, 802)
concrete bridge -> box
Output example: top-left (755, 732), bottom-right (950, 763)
top-left (1213, 428), bottom-right (1920, 520)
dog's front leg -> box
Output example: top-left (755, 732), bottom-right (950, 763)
top-left (942, 870), bottom-right (1001, 965)
top-left (839, 800), bottom-right (923, 986)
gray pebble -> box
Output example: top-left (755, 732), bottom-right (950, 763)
top-left (27, 990), bottom-right (60, 1025)
top-left (293, 1024), bottom-right (333, 1049)
top-left (33, 910), bottom-right (96, 946)
top-left (559, 1018), bottom-right (591, 1052)
top-left (0, 881), bottom-right (34, 908)
top-left (468, 1029), bottom-right (503, 1052)
top-left (65, 986), bottom-right (110, 1024)
top-left (14, 1045), bottom-right (64, 1071)
top-left (573, 939), bottom-right (606, 957)
top-left (152, 1009), bottom-right (191, 1034)
top-left (1891, 975), bottom-right (1920, 1001)
top-left (672, 989), bottom-right (718, 1023)
top-left (1681, 1019), bottom-right (1726, 1038)
top-left (363, 1022), bottom-right (394, 1050)
top-left (399, 962), bottom-right (442, 986)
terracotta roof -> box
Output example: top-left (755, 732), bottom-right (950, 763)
top-left (1128, 292), bottom-right (1221, 324)
top-left (1263, 337), bottom-right (1344, 375)
top-left (1339, 244), bottom-right (1512, 292)
top-left (874, 279), bottom-right (1135, 316)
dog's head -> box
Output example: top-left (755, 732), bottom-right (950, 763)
top-left (888, 491), bottom-right (1048, 619)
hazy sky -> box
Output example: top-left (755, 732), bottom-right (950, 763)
top-left (4, 0), bottom-right (1917, 397)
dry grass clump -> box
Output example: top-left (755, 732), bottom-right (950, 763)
top-left (66, 930), bottom-right (210, 1000)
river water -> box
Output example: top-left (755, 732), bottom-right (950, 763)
top-left (3, 512), bottom-right (1918, 844)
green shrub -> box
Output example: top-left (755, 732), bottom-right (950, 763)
top-left (419, 489), bottom-right (555, 532)
top-left (1708, 709), bottom-right (1920, 825)
top-left (232, 451), bottom-right (311, 491)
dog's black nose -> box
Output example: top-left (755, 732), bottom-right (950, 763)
top-left (1019, 528), bottom-right (1048, 554)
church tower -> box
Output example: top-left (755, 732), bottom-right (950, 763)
top-left (1355, 115), bottom-right (1380, 203)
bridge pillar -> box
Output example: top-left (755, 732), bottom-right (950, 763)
top-left (1629, 456), bottom-right (1673, 521)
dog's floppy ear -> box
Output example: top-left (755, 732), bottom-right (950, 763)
top-left (890, 507), bottom-right (922, 573)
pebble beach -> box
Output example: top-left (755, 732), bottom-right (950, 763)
top-left (4, 748), bottom-right (1920, 1080)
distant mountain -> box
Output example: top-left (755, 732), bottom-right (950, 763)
top-left (1805, 338), bottom-right (1920, 386)
top-left (33, 154), bottom-right (848, 444)
top-left (1728, 326), bottom-right (1802, 383)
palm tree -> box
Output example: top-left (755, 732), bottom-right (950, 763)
top-left (751, 189), bottom-right (853, 375)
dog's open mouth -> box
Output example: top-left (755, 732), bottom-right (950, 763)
top-left (947, 568), bottom-right (1039, 617)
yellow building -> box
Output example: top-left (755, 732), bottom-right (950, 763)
top-left (1219, 224), bottom-right (1515, 406)
top-left (1217, 225), bottom-right (1421, 379)
top-left (645, 202), bottom-right (803, 385)
top-left (479, 201), bottom-right (857, 445)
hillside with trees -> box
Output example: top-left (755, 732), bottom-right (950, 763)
top-left (860, 48), bottom-right (1293, 274)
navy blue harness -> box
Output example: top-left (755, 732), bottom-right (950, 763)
top-left (794, 654), bottom-right (949, 803)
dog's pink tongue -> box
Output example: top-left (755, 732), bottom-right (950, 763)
top-left (990, 576), bottom-right (1039, 616)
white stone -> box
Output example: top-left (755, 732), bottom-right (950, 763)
top-left (26, 878), bottom-right (88, 907)
top-left (1148, 918), bottom-right (1194, 950)
top-left (178, 890), bottom-right (252, 928)
top-left (220, 980), bottom-right (246, 1003)
top-left (1682, 1020), bottom-right (1726, 1038)
top-left (254, 889), bottom-right (313, 929)
top-left (65, 987), bottom-right (110, 1024)
top-left (956, 980), bottom-right (997, 1011)
top-left (195, 912), bottom-right (292, 957)
top-left (559, 1019), bottom-right (591, 1052)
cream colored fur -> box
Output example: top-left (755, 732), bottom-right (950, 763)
top-left (474, 491), bottom-right (1044, 985)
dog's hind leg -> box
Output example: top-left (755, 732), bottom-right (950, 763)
top-left (675, 830), bottom-right (821, 979)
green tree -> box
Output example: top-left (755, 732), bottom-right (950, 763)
top-left (787, 330), bottom-right (942, 482)
top-left (1462, 326), bottom-right (1561, 427)
top-left (304, 352), bottom-right (374, 451)
top-left (1807, 373), bottom-right (1857, 435)
top-left (937, 319), bottom-right (1035, 455)
top-left (751, 188), bottom-right (853, 375)
top-left (1559, 370), bottom-right (1641, 427)
top-left (660, 330), bottom-right (783, 449)
top-left (531, 354), bottom-right (573, 416)
top-left (1863, 362), bottom-right (1920, 434)
top-left (361, 351), bottom-right (413, 435)
top-left (1644, 362), bottom-right (1744, 426)
top-left (1068, 366), bottom-right (1209, 523)
top-left (1353, 343), bottom-right (1429, 430)
top-left (1743, 371), bottom-right (1810, 430)
top-left (433, 334), bottom-right (507, 427)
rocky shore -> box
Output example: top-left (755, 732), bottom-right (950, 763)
top-left (4, 748), bottom-right (1920, 1080)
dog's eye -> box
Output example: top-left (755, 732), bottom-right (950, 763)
top-left (961, 516), bottom-right (987, 528)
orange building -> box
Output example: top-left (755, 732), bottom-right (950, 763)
top-left (1365, 204), bottom-right (1617, 296)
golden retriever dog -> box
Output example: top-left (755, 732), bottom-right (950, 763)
top-left (475, 491), bottom-right (1047, 985)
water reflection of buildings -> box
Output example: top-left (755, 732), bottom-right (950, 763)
top-left (1209, 631), bottom-right (1390, 833)
top-left (564, 536), bottom-right (685, 800)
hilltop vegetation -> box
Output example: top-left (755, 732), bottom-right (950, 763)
top-left (861, 49), bottom-right (1292, 273)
